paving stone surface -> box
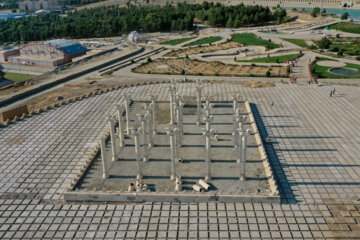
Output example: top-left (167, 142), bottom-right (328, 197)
top-left (0, 82), bottom-right (360, 239)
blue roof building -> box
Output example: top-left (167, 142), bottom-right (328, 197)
top-left (44, 39), bottom-right (87, 57)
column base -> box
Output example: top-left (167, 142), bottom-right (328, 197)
top-left (240, 175), bottom-right (246, 181)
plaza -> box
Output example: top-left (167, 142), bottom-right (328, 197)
top-left (1, 81), bottom-right (360, 238)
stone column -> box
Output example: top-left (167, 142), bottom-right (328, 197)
top-left (130, 128), bottom-right (142, 180)
top-left (144, 104), bottom-right (153, 147)
top-left (176, 99), bottom-right (184, 147)
top-left (232, 94), bottom-right (240, 135)
top-left (166, 127), bottom-right (178, 180)
top-left (203, 114), bottom-right (214, 132)
top-left (203, 129), bottom-right (215, 181)
top-left (203, 102), bottom-right (213, 118)
top-left (239, 129), bottom-right (251, 181)
top-left (124, 94), bottom-right (132, 134)
top-left (235, 111), bottom-right (247, 148)
top-left (116, 104), bottom-right (125, 147)
top-left (100, 137), bottom-right (108, 179)
top-left (169, 85), bottom-right (176, 125)
top-left (204, 94), bottom-right (212, 105)
top-left (150, 95), bottom-right (158, 134)
top-left (137, 114), bottom-right (149, 162)
top-left (196, 83), bottom-right (202, 126)
top-left (108, 115), bottom-right (117, 161)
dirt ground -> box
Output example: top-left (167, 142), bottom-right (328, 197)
top-left (133, 58), bottom-right (288, 77)
top-left (25, 82), bottom-right (112, 112)
top-left (286, 10), bottom-right (326, 23)
top-left (241, 81), bottom-right (275, 88)
top-left (164, 41), bottom-right (243, 57)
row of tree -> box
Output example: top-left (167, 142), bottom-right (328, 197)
top-left (0, 2), bottom-right (287, 43)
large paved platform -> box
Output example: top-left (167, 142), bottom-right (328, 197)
top-left (1, 82), bottom-right (360, 238)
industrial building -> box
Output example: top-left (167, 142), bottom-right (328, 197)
top-left (0, 47), bottom-right (19, 62)
top-left (7, 39), bottom-right (87, 67)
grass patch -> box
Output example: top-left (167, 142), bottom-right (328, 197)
top-left (282, 38), bottom-right (308, 48)
top-left (4, 72), bottom-right (34, 83)
top-left (162, 37), bottom-right (195, 46)
top-left (184, 36), bottom-right (222, 47)
top-left (330, 22), bottom-right (360, 34)
top-left (311, 58), bottom-right (360, 79)
top-left (231, 33), bottom-right (279, 50)
top-left (237, 53), bottom-right (302, 63)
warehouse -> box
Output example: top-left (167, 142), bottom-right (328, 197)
top-left (8, 39), bottom-right (87, 67)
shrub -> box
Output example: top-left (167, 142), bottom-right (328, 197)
top-left (341, 12), bottom-right (349, 20)
top-left (181, 69), bottom-right (185, 75)
top-left (147, 57), bottom-right (152, 63)
top-left (311, 7), bottom-right (320, 17)
top-left (266, 70), bottom-right (271, 77)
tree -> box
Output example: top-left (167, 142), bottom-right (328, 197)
top-left (321, 9), bottom-right (327, 16)
top-left (318, 37), bottom-right (332, 49)
top-left (311, 7), bottom-right (320, 17)
top-left (341, 12), bottom-right (349, 20)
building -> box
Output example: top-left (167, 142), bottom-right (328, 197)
top-left (7, 39), bottom-right (87, 67)
top-left (0, 47), bottom-right (19, 62)
top-left (128, 31), bottom-right (139, 43)
top-left (19, 0), bottom-right (64, 13)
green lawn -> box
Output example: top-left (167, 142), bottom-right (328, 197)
top-left (162, 37), bottom-right (195, 46)
top-left (311, 59), bottom-right (360, 79)
top-left (237, 53), bottom-right (302, 63)
top-left (282, 38), bottom-right (308, 48)
top-left (231, 33), bottom-right (279, 49)
top-left (4, 72), bottom-right (34, 83)
top-left (328, 41), bottom-right (360, 56)
top-left (330, 22), bottom-right (360, 34)
top-left (184, 36), bottom-right (222, 47)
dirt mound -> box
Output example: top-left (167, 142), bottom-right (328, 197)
top-left (241, 81), bottom-right (275, 88)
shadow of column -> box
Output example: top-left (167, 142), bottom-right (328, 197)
top-left (250, 103), bottom-right (298, 204)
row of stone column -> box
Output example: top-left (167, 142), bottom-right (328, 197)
top-left (100, 93), bottom-right (159, 180)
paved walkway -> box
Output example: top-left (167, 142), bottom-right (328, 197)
top-left (0, 82), bottom-right (360, 238)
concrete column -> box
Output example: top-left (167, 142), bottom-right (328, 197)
top-left (116, 104), bottom-right (125, 147)
top-left (100, 137), bottom-right (108, 179)
top-left (203, 129), bottom-right (215, 181)
top-left (137, 114), bottom-right (149, 162)
top-left (240, 129), bottom-right (251, 181)
top-left (196, 83), bottom-right (202, 126)
top-left (150, 95), bottom-right (158, 134)
top-left (108, 115), bottom-right (117, 161)
top-left (130, 128), bottom-right (142, 180)
top-left (166, 126), bottom-right (178, 180)
top-left (124, 94), bottom-right (132, 134)
top-left (144, 104), bottom-right (153, 147)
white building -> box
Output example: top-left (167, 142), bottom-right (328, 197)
top-left (128, 31), bottom-right (139, 43)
